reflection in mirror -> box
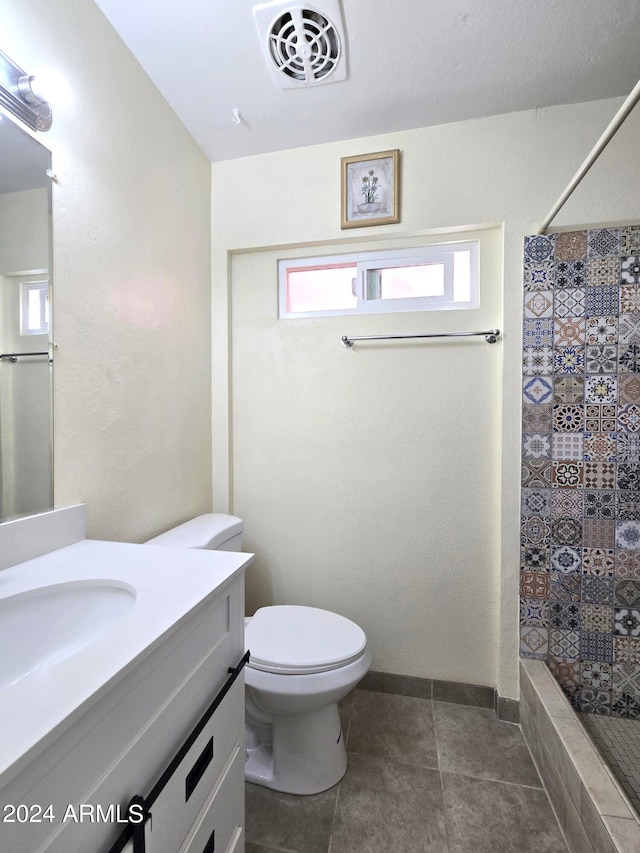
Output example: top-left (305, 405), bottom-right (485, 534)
top-left (0, 114), bottom-right (52, 520)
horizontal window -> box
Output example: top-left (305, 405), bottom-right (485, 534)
top-left (278, 242), bottom-right (479, 318)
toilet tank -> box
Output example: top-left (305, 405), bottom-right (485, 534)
top-left (145, 514), bottom-right (244, 551)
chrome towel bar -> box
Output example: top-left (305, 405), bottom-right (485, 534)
top-left (0, 351), bottom-right (50, 362)
top-left (341, 329), bottom-right (501, 348)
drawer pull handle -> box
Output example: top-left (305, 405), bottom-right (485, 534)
top-left (186, 737), bottom-right (214, 802)
top-left (203, 828), bottom-right (215, 853)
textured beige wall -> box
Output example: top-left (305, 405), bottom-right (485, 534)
top-left (3, 0), bottom-right (213, 541)
top-left (212, 100), bottom-right (640, 697)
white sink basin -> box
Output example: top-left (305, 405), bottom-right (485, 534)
top-left (0, 581), bottom-right (136, 687)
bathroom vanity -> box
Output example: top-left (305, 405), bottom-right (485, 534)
top-left (0, 534), bottom-right (252, 853)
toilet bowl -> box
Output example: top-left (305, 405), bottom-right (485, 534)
top-left (145, 514), bottom-right (371, 795)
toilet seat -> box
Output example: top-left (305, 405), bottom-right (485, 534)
top-left (246, 605), bottom-right (367, 675)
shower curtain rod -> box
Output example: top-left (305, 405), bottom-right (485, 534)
top-left (538, 77), bottom-right (640, 234)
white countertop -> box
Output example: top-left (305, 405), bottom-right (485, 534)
top-left (0, 539), bottom-right (253, 785)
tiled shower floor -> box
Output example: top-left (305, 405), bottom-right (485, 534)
top-left (245, 688), bottom-right (567, 852)
top-left (580, 712), bottom-right (640, 818)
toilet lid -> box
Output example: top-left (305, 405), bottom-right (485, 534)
top-left (245, 605), bottom-right (367, 674)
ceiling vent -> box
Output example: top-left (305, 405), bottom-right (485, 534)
top-left (254, 0), bottom-right (347, 88)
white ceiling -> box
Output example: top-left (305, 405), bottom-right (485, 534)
top-left (93, 0), bottom-right (640, 163)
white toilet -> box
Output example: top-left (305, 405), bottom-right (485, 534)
top-left (146, 514), bottom-right (371, 795)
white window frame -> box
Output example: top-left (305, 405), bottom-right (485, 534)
top-left (278, 241), bottom-right (479, 319)
top-left (20, 280), bottom-right (49, 336)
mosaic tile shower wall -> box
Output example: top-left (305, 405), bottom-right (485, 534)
top-left (520, 226), bottom-right (640, 717)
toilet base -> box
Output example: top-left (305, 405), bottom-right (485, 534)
top-left (245, 701), bottom-right (347, 795)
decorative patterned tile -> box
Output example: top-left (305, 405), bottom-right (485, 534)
top-left (581, 660), bottom-right (612, 689)
top-left (524, 290), bottom-right (553, 318)
top-left (585, 405), bottom-right (617, 432)
top-left (524, 318), bottom-right (554, 347)
top-left (618, 432), bottom-right (640, 462)
top-left (556, 232), bottom-right (587, 262)
top-left (617, 464), bottom-right (640, 491)
top-left (586, 345), bottom-right (617, 374)
top-left (611, 691), bottom-right (640, 717)
top-left (552, 461), bottom-right (583, 488)
top-left (521, 515), bottom-right (551, 546)
top-left (584, 432), bottom-right (617, 461)
top-left (583, 490), bottom-right (615, 519)
top-left (614, 608), bottom-right (640, 637)
top-left (523, 376), bottom-right (553, 405)
top-left (554, 288), bottom-right (585, 317)
top-left (612, 662), bottom-right (640, 693)
top-left (619, 403), bottom-right (640, 432)
top-left (615, 550), bottom-right (640, 578)
top-left (588, 228), bottom-right (621, 258)
top-left (525, 234), bottom-right (555, 262)
top-left (582, 548), bottom-right (615, 577)
top-left (521, 458), bottom-right (552, 489)
top-left (551, 489), bottom-right (583, 518)
top-left (621, 226), bottom-right (640, 255)
top-left (553, 346), bottom-right (585, 374)
top-left (621, 256), bottom-right (640, 283)
top-left (588, 256), bottom-right (620, 287)
top-left (522, 433), bottom-right (550, 459)
top-left (615, 580), bottom-right (640, 607)
top-left (585, 375), bottom-right (617, 404)
top-left (521, 488), bottom-right (551, 517)
top-left (553, 375), bottom-right (584, 404)
top-left (578, 688), bottom-right (611, 714)
top-left (618, 344), bottom-right (640, 373)
top-left (551, 433), bottom-right (583, 460)
top-left (522, 403), bottom-right (552, 432)
top-left (521, 545), bottom-right (549, 571)
top-left (520, 625), bottom-right (548, 658)
top-left (583, 462), bottom-right (616, 489)
top-left (520, 597), bottom-right (548, 626)
top-left (616, 521), bottom-right (640, 551)
top-left (614, 636), bottom-right (640, 664)
top-left (582, 576), bottom-right (614, 605)
top-left (523, 346), bottom-right (553, 375)
top-left (583, 518), bottom-right (615, 548)
top-left (581, 604), bottom-right (614, 633)
top-left (549, 656), bottom-right (580, 689)
top-left (550, 571), bottom-right (581, 601)
top-left (549, 601), bottom-right (580, 630)
top-left (554, 316), bottom-right (586, 346)
top-left (619, 313), bottom-right (640, 344)
top-left (617, 491), bottom-right (640, 521)
top-left (550, 545), bottom-right (581, 574)
top-left (551, 516), bottom-right (582, 546)
top-left (618, 374), bottom-right (640, 405)
top-left (549, 628), bottom-right (580, 658)
top-left (620, 285), bottom-right (640, 313)
top-left (520, 571), bottom-right (549, 599)
top-left (523, 260), bottom-right (555, 291)
top-left (580, 631), bottom-right (614, 662)
top-left (552, 403), bottom-right (584, 432)
top-left (586, 315), bottom-right (618, 345)
top-left (587, 285), bottom-right (620, 317)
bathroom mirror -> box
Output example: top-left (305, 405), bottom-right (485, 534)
top-left (0, 113), bottom-right (53, 520)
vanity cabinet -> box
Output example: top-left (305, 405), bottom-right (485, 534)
top-left (0, 569), bottom-right (247, 853)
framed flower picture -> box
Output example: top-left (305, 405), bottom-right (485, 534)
top-left (340, 149), bottom-right (399, 229)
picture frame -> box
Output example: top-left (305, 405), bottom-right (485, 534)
top-left (340, 149), bottom-right (399, 229)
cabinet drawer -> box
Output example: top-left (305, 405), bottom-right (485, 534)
top-left (180, 745), bottom-right (244, 853)
top-left (144, 678), bottom-right (243, 853)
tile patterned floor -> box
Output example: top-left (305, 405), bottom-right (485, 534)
top-left (245, 689), bottom-right (567, 852)
top-left (580, 711), bottom-right (640, 817)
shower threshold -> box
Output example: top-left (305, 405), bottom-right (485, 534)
top-left (580, 713), bottom-right (640, 820)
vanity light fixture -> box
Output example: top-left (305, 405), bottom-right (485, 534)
top-left (0, 48), bottom-right (52, 131)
